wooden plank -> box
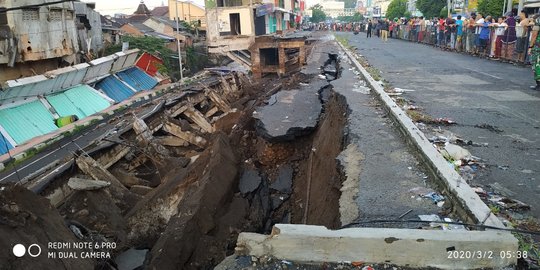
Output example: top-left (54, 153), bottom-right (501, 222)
top-left (101, 146), bottom-right (131, 169)
top-left (155, 136), bottom-right (189, 147)
top-left (205, 106), bottom-right (219, 118)
top-left (206, 89), bottom-right (231, 113)
top-left (163, 120), bottom-right (207, 148)
top-left (169, 102), bottom-right (190, 118)
top-left (183, 105), bottom-right (214, 133)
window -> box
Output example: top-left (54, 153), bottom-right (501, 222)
top-left (0, 8), bottom-right (7, 26)
top-left (22, 9), bottom-right (39, 21)
top-left (49, 9), bottom-right (62, 21)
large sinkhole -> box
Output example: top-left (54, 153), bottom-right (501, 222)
top-left (7, 54), bottom-right (348, 270)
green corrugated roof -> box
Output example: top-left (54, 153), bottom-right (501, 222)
top-left (46, 85), bottom-right (111, 119)
top-left (0, 100), bottom-right (58, 144)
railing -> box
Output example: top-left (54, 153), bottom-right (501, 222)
top-left (389, 24), bottom-right (533, 64)
top-left (316, 22), bottom-right (536, 64)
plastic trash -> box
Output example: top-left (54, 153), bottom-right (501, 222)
top-left (422, 192), bottom-right (445, 203)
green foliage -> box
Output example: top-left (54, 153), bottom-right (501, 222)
top-left (386, 0), bottom-right (408, 21)
top-left (105, 36), bottom-right (174, 76)
top-left (440, 6), bottom-right (448, 18)
top-left (416, 0), bottom-right (446, 19)
top-left (310, 4), bottom-right (327, 23)
top-left (477, 0), bottom-right (505, 17)
top-left (336, 12), bottom-right (363, 22)
top-left (185, 46), bottom-right (209, 73)
top-left (344, 0), bottom-right (356, 8)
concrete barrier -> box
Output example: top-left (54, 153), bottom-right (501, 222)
top-left (237, 224), bottom-right (518, 270)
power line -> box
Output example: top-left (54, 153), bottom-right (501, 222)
top-left (0, 0), bottom-right (76, 13)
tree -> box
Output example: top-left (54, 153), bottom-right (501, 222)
top-left (386, 0), bottom-right (408, 20)
top-left (352, 12), bottom-right (363, 22)
top-left (336, 13), bottom-right (363, 22)
top-left (344, 0), bottom-right (356, 8)
top-left (440, 6), bottom-right (449, 18)
top-left (477, 0), bottom-right (505, 17)
top-left (106, 36), bottom-right (174, 76)
top-left (416, 0), bottom-right (445, 19)
top-left (310, 4), bottom-right (327, 23)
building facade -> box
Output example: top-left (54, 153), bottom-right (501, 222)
top-left (0, 0), bottom-right (105, 81)
top-left (205, 0), bottom-right (304, 53)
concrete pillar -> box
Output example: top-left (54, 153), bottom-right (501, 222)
top-left (278, 47), bottom-right (286, 76)
top-left (299, 46), bottom-right (306, 65)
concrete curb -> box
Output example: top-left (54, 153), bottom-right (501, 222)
top-left (237, 224), bottom-right (518, 269)
top-left (336, 42), bottom-right (504, 228)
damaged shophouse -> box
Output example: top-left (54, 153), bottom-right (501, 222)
top-left (0, 0), bottom-right (103, 82)
top-left (205, 0), bottom-right (307, 77)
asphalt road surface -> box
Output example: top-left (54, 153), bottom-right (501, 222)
top-left (339, 32), bottom-right (540, 219)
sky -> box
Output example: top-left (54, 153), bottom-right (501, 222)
top-left (84, 0), bottom-right (322, 16)
top-left (82, 0), bottom-right (205, 16)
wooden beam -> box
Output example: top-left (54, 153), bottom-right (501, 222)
top-left (205, 106), bottom-right (219, 118)
top-left (155, 136), bottom-right (189, 147)
top-left (183, 105), bottom-right (214, 133)
top-left (163, 120), bottom-right (207, 148)
top-left (96, 145), bottom-right (131, 169)
top-left (206, 89), bottom-right (231, 113)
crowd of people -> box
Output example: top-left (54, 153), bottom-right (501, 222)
top-left (307, 10), bottom-right (538, 64)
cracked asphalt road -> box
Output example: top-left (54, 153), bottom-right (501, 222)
top-left (338, 31), bottom-right (540, 219)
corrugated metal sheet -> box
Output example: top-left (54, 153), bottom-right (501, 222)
top-left (46, 85), bottom-right (111, 119)
top-left (46, 63), bottom-right (90, 91)
top-left (0, 100), bottom-right (58, 144)
top-left (1, 75), bottom-right (56, 105)
top-left (136, 52), bottom-right (164, 76)
top-left (0, 133), bottom-right (13, 155)
top-left (83, 55), bottom-right (116, 82)
top-left (95, 76), bottom-right (136, 102)
top-left (116, 67), bottom-right (158, 91)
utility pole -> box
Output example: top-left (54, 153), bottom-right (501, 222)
top-left (175, 0), bottom-right (184, 80)
top-left (447, 0), bottom-right (451, 17)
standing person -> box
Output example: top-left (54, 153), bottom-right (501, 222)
top-left (456, 15), bottom-right (464, 51)
top-left (516, 11), bottom-right (533, 62)
top-left (437, 17), bottom-right (446, 47)
top-left (381, 19), bottom-right (389, 42)
top-left (367, 19), bottom-right (373, 38)
top-left (494, 16), bottom-right (508, 59)
top-left (478, 16), bottom-right (492, 56)
top-left (446, 14), bottom-right (456, 49)
top-left (530, 13), bottom-right (540, 90)
top-left (474, 13), bottom-right (485, 54)
top-left (466, 13), bottom-right (477, 53)
top-left (418, 16), bottom-right (426, 43)
top-left (501, 11), bottom-right (517, 60)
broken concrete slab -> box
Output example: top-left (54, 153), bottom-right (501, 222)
top-left (253, 80), bottom-right (327, 142)
top-left (115, 248), bottom-right (148, 270)
top-left (236, 224), bottom-right (518, 269)
top-left (67, 177), bottom-right (110, 191)
top-left (130, 185), bottom-right (153, 196)
top-left (270, 165), bottom-right (293, 194)
top-left (239, 169), bottom-right (262, 195)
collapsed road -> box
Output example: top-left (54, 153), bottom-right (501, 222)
top-left (0, 32), bottom-right (526, 270)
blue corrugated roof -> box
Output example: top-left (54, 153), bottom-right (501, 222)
top-left (116, 67), bottom-right (158, 91)
top-left (0, 133), bottom-right (13, 155)
top-left (95, 76), bottom-right (136, 102)
top-left (0, 100), bottom-right (58, 144)
top-left (46, 85), bottom-right (111, 119)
